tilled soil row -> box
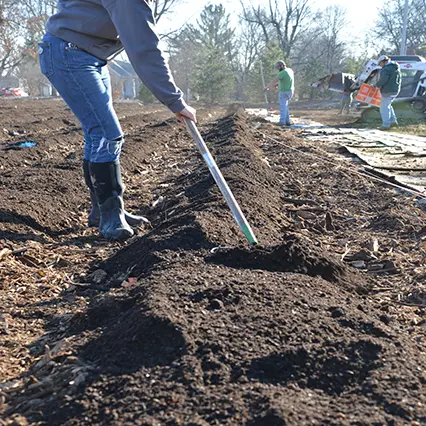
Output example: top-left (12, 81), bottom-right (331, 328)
top-left (0, 102), bottom-right (226, 386)
top-left (2, 110), bottom-right (425, 425)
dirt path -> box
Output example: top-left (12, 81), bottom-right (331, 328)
top-left (301, 127), bottom-right (426, 194)
top-left (254, 104), bottom-right (426, 194)
top-left (1, 100), bottom-right (425, 425)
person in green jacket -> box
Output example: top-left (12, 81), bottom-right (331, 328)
top-left (264, 61), bottom-right (295, 126)
top-left (376, 55), bottom-right (401, 129)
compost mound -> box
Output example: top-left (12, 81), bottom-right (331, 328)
top-left (2, 105), bottom-right (426, 426)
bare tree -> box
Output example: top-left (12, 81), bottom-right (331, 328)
top-left (286, 5), bottom-right (348, 99)
top-left (320, 6), bottom-right (347, 73)
top-left (240, 0), bottom-right (312, 58)
top-left (0, 0), bottom-right (24, 75)
top-left (234, 16), bottom-right (265, 100)
top-left (23, 1), bottom-right (56, 59)
top-left (373, 0), bottom-right (426, 54)
top-left (154, 0), bottom-right (184, 21)
top-left (17, 0), bottom-right (56, 18)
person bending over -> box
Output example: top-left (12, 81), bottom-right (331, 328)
top-left (39, 0), bottom-right (196, 241)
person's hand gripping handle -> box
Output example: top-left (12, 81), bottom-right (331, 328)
top-left (176, 105), bottom-right (197, 124)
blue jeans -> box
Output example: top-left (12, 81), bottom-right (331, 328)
top-left (380, 93), bottom-right (398, 128)
top-left (279, 91), bottom-right (293, 124)
top-left (38, 33), bottom-right (123, 163)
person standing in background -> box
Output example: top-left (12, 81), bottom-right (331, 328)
top-left (264, 61), bottom-right (295, 126)
top-left (339, 90), bottom-right (353, 114)
top-left (376, 55), bottom-right (401, 130)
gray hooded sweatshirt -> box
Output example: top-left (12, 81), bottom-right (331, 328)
top-left (46, 0), bottom-right (186, 113)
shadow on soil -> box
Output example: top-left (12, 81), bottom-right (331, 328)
top-left (0, 209), bottom-right (78, 238)
top-left (248, 340), bottom-right (382, 396)
top-left (76, 296), bottom-right (188, 375)
top-left (95, 217), bottom-right (213, 280)
top-left (0, 230), bottom-right (47, 243)
top-left (246, 412), bottom-right (286, 426)
top-left (6, 290), bottom-right (188, 424)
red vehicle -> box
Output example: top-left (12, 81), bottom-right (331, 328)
top-left (1, 87), bottom-right (29, 97)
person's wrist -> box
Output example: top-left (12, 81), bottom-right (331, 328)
top-left (169, 98), bottom-right (187, 114)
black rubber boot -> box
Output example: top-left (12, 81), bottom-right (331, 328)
top-left (83, 160), bottom-right (101, 227)
top-left (83, 160), bottom-right (148, 228)
top-left (89, 161), bottom-right (134, 241)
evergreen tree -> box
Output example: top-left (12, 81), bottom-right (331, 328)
top-left (189, 4), bottom-right (236, 103)
top-left (345, 55), bottom-right (370, 76)
top-left (298, 59), bottom-right (327, 100)
top-left (139, 82), bottom-right (157, 104)
top-left (167, 28), bottom-right (200, 102)
top-left (193, 45), bottom-right (233, 103)
top-left (189, 4), bottom-right (236, 63)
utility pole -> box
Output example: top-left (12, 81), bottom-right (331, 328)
top-left (400, 0), bottom-right (409, 55)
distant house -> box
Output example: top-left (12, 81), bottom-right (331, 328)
top-left (7, 59), bottom-right (53, 97)
top-left (109, 60), bottom-right (141, 99)
top-left (40, 82), bottom-right (53, 96)
top-left (2, 59), bottom-right (141, 99)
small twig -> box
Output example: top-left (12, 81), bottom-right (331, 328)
top-left (282, 197), bottom-right (319, 206)
top-left (70, 282), bottom-right (92, 287)
top-left (396, 302), bottom-right (426, 308)
top-left (0, 248), bottom-right (12, 261)
top-left (341, 244), bottom-right (351, 261)
top-left (371, 287), bottom-right (395, 292)
top-left (0, 314), bottom-right (10, 335)
top-left (367, 268), bottom-right (400, 275)
top-left (12, 248), bottom-right (28, 256)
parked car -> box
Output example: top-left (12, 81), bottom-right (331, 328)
top-left (1, 87), bottom-right (29, 97)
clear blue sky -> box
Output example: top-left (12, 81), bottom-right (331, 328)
top-left (157, 0), bottom-right (385, 54)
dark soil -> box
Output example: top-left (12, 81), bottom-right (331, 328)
top-left (1, 99), bottom-right (425, 425)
